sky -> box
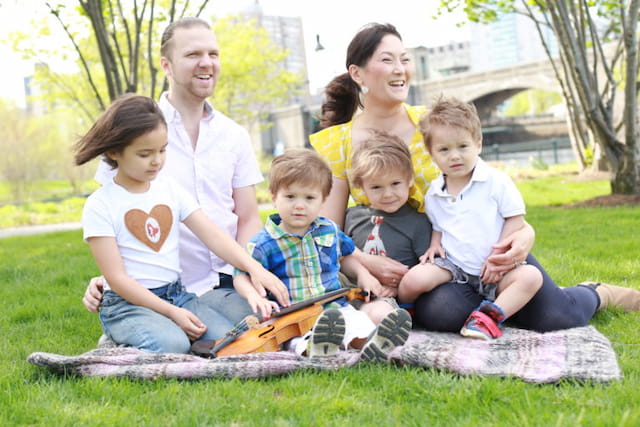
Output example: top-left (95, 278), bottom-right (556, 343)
top-left (0, 0), bottom-right (470, 104)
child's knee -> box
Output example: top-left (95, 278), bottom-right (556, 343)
top-left (361, 299), bottom-right (396, 324)
top-left (522, 265), bottom-right (543, 291)
top-left (505, 265), bottom-right (543, 296)
top-left (398, 267), bottom-right (431, 300)
top-left (398, 269), bottom-right (418, 292)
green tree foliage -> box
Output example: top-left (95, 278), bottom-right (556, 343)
top-left (0, 97), bottom-right (93, 203)
top-left (0, 100), bottom-right (53, 201)
top-left (439, 0), bottom-right (640, 195)
top-left (10, 0), bottom-right (212, 122)
top-left (502, 89), bottom-right (563, 117)
top-left (5, 1), bottom-right (303, 199)
top-left (11, 1), bottom-right (303, 124)
top-left (213, 17), bottom-right (303, 130)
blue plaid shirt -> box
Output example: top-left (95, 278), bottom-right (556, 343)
top-left (237, 214), bottom-right (355, 307)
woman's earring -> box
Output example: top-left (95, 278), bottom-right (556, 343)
top-left (361, 85), bottom-right (369, 95)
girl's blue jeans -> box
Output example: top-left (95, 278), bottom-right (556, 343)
top-left (99, 279), bottom-right (235, 353)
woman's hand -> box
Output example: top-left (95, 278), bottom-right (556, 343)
top-left (359, 252), bottom-right (409, 287)
top-left (485, 224), bottom-right (533, 274)
top-left (480, 259), bottom-right (505, 284)
top-left (82, 276), bottom-right (105, 313)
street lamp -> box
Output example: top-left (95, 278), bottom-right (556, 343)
top-left (315, 34), bottom-right (324, 52)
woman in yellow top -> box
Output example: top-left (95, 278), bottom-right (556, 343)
top-left (310, 23), bottom-right (640, 332)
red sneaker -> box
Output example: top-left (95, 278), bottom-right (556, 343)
top-left (460, 310), bottom-right (503, 340)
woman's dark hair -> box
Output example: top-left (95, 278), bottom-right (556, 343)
top-left (74, 94), bottom-right (166, 169)
top-left (318, 23), bottom-right (402, 129)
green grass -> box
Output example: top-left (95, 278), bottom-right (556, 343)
top-left (0, 161), bottom-right (609, 230)
top-left (2, 174), bottom-right (640, 426)
top-left (0, 179), bottom-right (98, 205)
top-left (518, 175), bottom-right (611, 207)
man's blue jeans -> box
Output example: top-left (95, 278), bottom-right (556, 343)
top-left (197, 273), bottom-right (254, 324)
top-left (99, 279), bottom-right (235, 353)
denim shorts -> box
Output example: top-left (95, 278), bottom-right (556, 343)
top-left (433, 257), bottom-right (497, 301)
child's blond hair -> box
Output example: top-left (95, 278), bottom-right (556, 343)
top-left (420, 96), bottom-right (482, 151)
top-left (351, 131), bottom-right (413, 189)
top-left (268, 148), bottom-right (333, 198)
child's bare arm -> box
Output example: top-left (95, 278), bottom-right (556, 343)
top-left (486, 219), bottom-right (535, 273)
top-left (184, 209), bottom-right (290, 307)
top-left (87, 236), bottom-right (207, 340)
top-left (419, 230), bottom-right (445, 264)
top-left (233, 273), bottom-right (280, 320)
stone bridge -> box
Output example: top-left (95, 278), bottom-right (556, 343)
top-left (257, 57), bottom-right (570, 153)
top-left (410, 58), bottom-right (561, 121)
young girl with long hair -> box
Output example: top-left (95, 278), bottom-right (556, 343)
top-left (75, 94), bottom-right (284, 353)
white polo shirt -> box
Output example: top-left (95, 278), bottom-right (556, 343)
top-left (426, 158), bottom-right (525, 276)
top-left (95, 93), bottom-right (263, 295)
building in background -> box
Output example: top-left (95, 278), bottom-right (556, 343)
top-left (469, 12), bottom-right (557, 72)
top-left (238, 7), bottom-right (562, 157)
top-left (407, 41), bottom-right (471, 83)
top-left (239, 3), bottom-right (310, 105)
top-left (405, 42), bottom-right (470, 105)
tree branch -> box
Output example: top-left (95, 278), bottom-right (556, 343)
top-left (45, 1), bottom-right (106, 110)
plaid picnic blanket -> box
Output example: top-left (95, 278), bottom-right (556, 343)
top-left (27, 325), bottom-right (620, 383)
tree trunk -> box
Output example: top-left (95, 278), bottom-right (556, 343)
top-left (591, 143), bottom-right (610, 172)
top-left (609, 138), bottom-right (640, 194)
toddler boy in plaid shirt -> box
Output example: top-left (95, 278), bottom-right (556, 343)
top-left (234, 149), bottom-right (411, 362)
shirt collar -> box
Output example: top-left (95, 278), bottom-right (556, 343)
top-left (470, 157), bottom-right (490, 182)
top-left (158, 92), bottom-right (214, 123)
top-left (368, 203), bottom-right (413, 217)
top-left (432, 158), bottom-right (489, 197)
top-left (265, 213), bottom-right (332, 239)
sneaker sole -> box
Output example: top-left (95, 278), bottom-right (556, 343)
top-left (361, 309), bottom-right (412, 363)
top-left (460, 326), bottom-right (493, 340)
top-left (308, 309), bottom-right (345, 357)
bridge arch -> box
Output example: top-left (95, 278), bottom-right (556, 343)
top-left (414, 59), bottom-right (562, 121)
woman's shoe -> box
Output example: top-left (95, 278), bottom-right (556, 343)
top-left (582, 282), bottom-right (640, 311)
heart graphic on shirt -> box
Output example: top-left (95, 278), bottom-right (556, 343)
top-left (124, 204), bottom-right (173, 252)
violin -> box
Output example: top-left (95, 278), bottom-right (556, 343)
top-left (190, 287), bottom-right (369, 358)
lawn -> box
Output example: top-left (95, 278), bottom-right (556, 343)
top-left (1, 174), bottom-right (639, 426)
